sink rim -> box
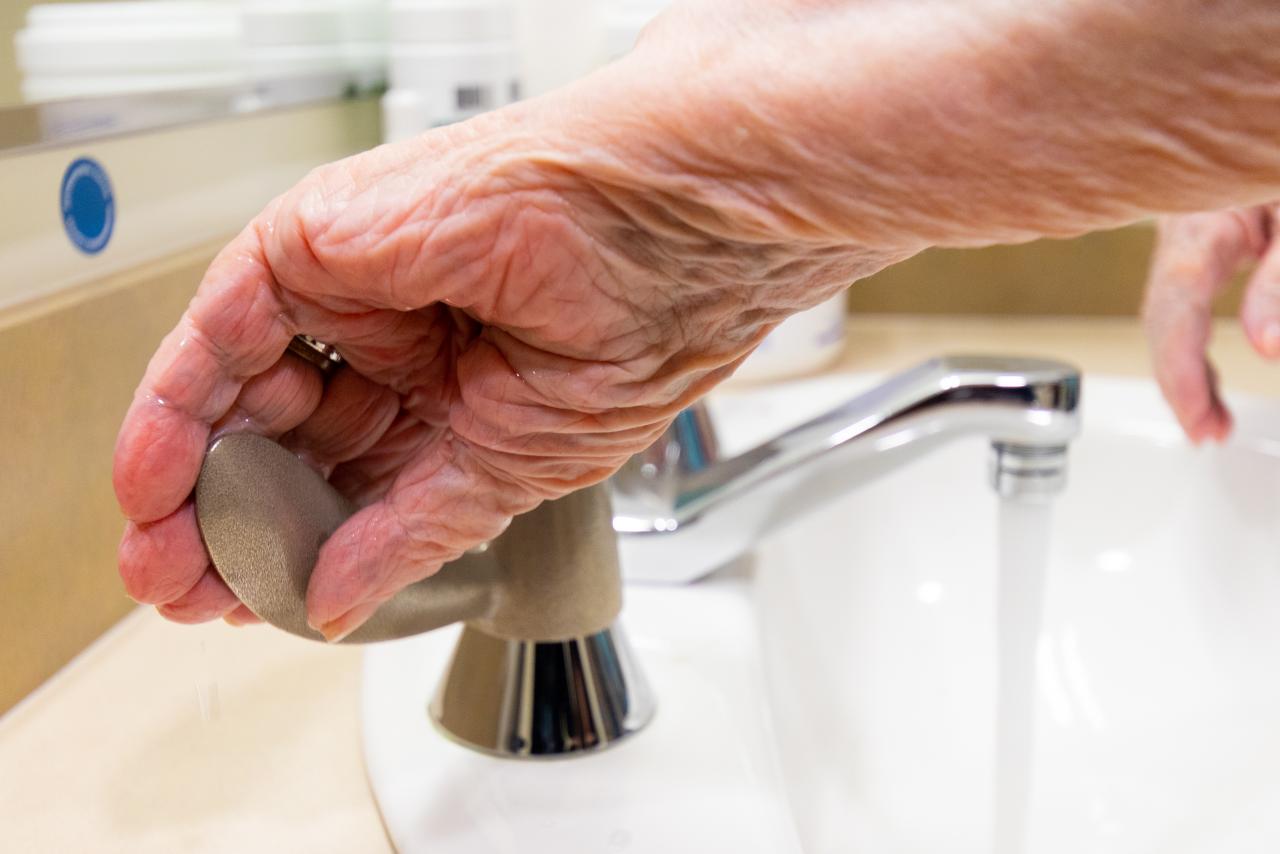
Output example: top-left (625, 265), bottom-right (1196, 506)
top-left (364, 373), bottom-right (1280, 854)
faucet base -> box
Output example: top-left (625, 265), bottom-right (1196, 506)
top-left (429, 622), bottom-right (655, 759)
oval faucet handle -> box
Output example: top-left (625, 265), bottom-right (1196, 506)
top-left (196, 433), bottom-right (353, 640)
top-left (195, 433), bottom-right (495, 643)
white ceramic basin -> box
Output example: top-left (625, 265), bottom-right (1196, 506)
top-left (363, 373), bottom-right (1280, 853)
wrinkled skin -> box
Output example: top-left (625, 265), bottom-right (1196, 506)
top-left (113, 106), bottom-right (900, 639)
top-left (1143, 206), bottom-right (1280, 443)
top-left (115, 0), bottom-right (1280, 640)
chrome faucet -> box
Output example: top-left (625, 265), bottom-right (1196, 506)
top-left (194, 353), bottom-right (1077, 760)
top-left (196, 435), bottom-right (654, 761)
top-left (610, 355), bottom-right (1081, 584)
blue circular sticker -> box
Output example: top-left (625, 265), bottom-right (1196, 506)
top-left (60, 157), bottom-right (115, 255)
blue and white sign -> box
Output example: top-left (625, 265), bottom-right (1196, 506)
top-left (60, 157), bottom-right (115, 255)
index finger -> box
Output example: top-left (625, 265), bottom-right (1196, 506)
top-left (113, 224), bottom-right (295, 522)
top-left (1142, 210), bottom-right (1264, 443)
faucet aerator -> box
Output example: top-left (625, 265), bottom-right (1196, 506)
top-left (990, 442), bottom-right (1070, 501)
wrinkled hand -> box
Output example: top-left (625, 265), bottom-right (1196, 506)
top-left (116, 0), bottom-right (1280, 640)
top-left (112, 98), bottom-right (881, 640)
top-left (1143, 206), bottom-right (1280, 443)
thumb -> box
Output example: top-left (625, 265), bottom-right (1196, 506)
top-left (304, 435), bottom-right (531, 642)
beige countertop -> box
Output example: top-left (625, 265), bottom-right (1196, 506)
top-left (3, 315), bottom-right (1278, 854)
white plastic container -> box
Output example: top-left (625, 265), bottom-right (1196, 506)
top-left (732, 295), bottom-right (849, 384)
top-left (380, 87), bottom-right (427, 142)
top-left (240, 0), bottom-right (358, 100)
top-left (389, 43), bottom-right (514, 114)
top-left (382, 0), bottom-right (517, 138)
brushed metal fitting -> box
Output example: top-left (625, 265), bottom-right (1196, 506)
top-left (196, 433), bottom-right (654, 758)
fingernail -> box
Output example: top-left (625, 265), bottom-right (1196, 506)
top-left (1263, 322), bottom-right (1280, 357)
top-left (312, 600), bottom-right (381, 643)
top-left (317, 622), bottom-right (356, 643)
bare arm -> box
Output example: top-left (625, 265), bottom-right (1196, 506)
top-left (572, 0), bottom-right (1280, 252)
top-left (115, 0), bottom-right (1280, 638)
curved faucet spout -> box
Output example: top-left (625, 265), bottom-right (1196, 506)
top-left (611, 355), bottom-right (1081, 584)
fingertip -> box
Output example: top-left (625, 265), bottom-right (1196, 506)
top-left (304, 504), bottom-right (400, 630)
top-left (156, 569), bottom-right (240, 624)
top-left (312, 600), bottom-right (383, 643)
top-left (114, 398), bottom-right (209, 523)
top-left (117, 504), bottom-right (209, 605)
top-left (224, 605), bottom-right (262, 627)
top-left (1211, 412), bottom-right (1234, 444)
top-left (304, 498), bottom-right (454, 632)
top-left (1185, 407), bottom-right (1232, 446)
top-left (1264, 324), bottom-right (1280, 360)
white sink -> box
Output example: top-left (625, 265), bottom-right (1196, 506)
top-left (363, 373), bottom-right (1280, 853)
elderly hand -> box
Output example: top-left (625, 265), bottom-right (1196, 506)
top-left (115, 0), bottom-right (1280, 639)
top-left (1143, 207), bottom-right (1280, 443)
top-left (112, 102), bottom-right (891, 640)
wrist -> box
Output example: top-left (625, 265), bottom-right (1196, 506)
top-left (514, 59), bottom-right (910, 311)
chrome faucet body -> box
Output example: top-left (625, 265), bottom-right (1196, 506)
top-left (195, 354), bottom-right (1078, 758)
top-left (196, 435), bottom-right (653, 759)
top-left (611, 356), bottom-right (1081, 584)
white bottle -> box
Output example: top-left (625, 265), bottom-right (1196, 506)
top-left (382, 0), bottom-right (518, 141)
top-left (240, 0), bottom-right (350, 103)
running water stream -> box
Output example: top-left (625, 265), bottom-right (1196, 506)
top-left (993, 496), bottom-right (1054, 854)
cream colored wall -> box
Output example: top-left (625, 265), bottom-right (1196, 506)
top-left (0, 98), bottom-right (381, 716)
top-left (850, 225), bottom-right (1239, 317)
top-left (0, 244), bottom-right (214, 717)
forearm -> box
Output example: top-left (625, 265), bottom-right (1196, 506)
top-left (562, 0), bottom-right (1280, 257)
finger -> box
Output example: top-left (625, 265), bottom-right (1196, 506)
top-left (1240, 214), bottom-right (1280, 358)
top-left (114, 225), bottom-right (295, 524)
top-left (224, 605), bottom-right (262, 627)
top-left (328, 413), bottom-right (436, 504)
top-left (306, 439), bottom-right (533, 641)
top-left (281, 367), bottom-right (401, 470)
top-left (1145, 294), bottom-right (1232, 443)
top-left (210, 352), bottom-right (324, 438)
top-left (1143, 210), bottom-right (1266, 443)
top-left (156, 569), bottom-right (241, 624)
top-left (443, 335), bottom-right (733, 486)
top-left (119, 355), bottom-right (319, 611)
top-left (299, 304), bottom-right (462, 423)
top-left (118, 503), bottom-right (209, 605)
top-left (327, 412), bottom-right (432, 501)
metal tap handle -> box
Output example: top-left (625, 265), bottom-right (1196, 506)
top-left (196, 433), bottom-right (622, 644)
